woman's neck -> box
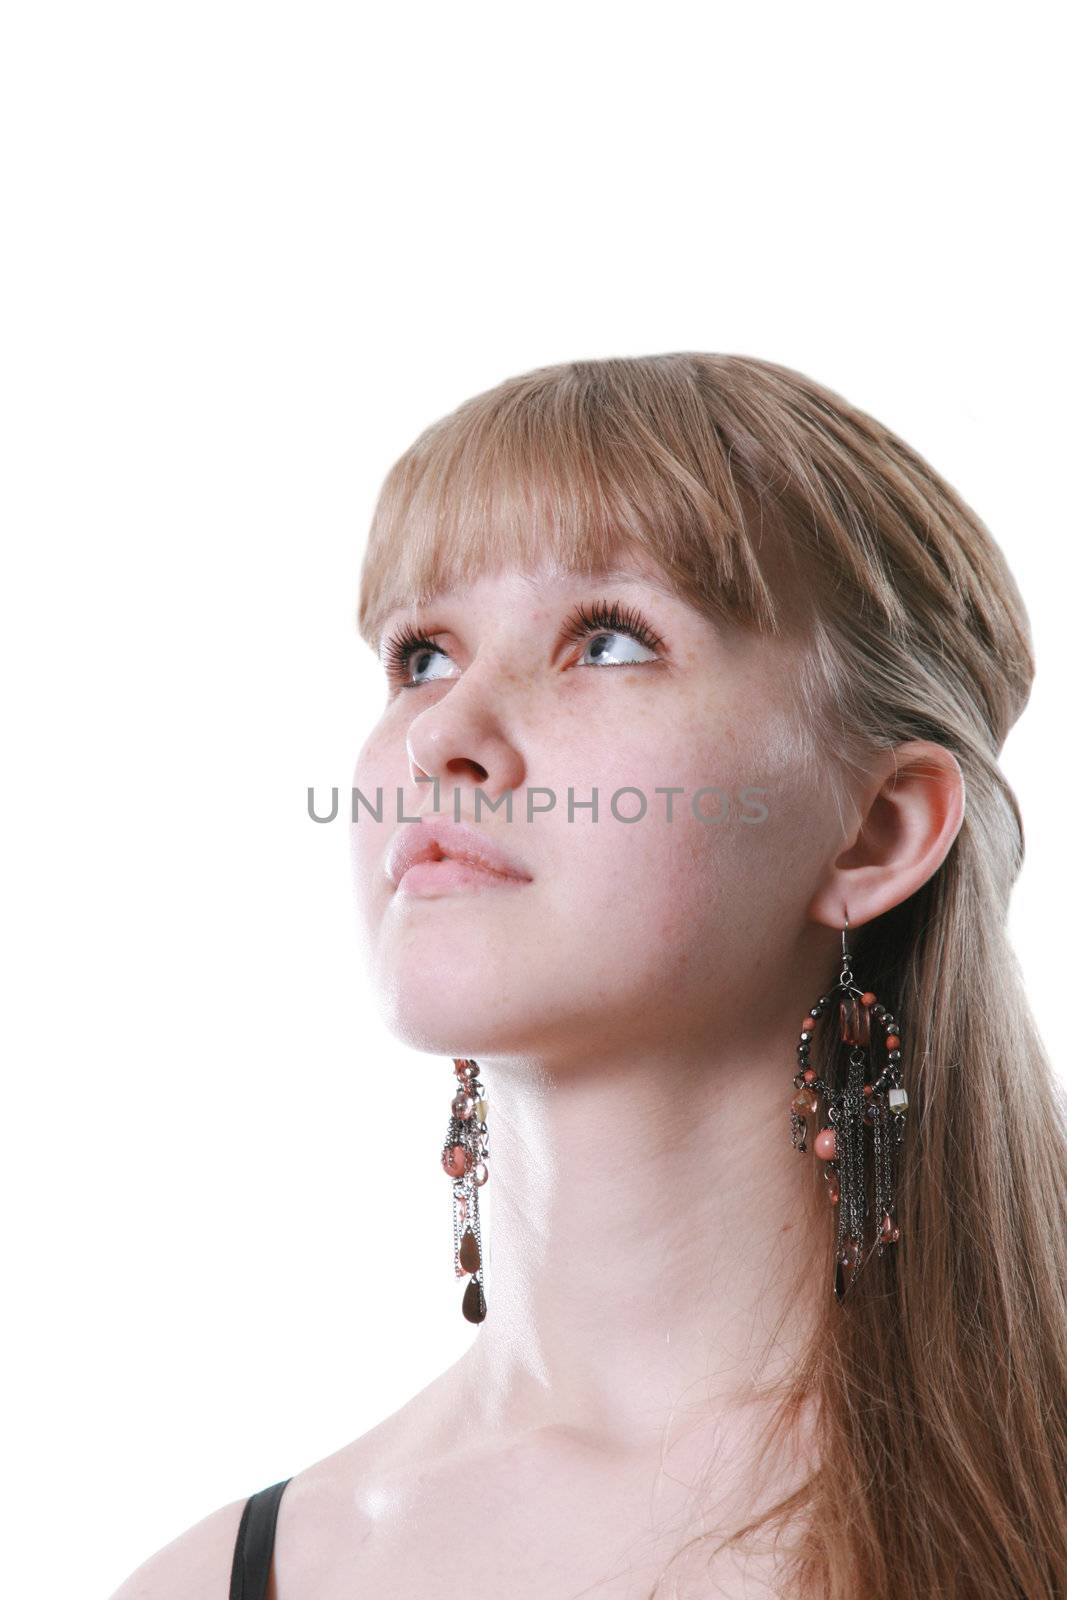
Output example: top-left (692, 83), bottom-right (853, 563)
top-left (453, 1018), bottom-right (826, 1454)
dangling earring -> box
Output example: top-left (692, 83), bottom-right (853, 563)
top-left (441, 1058), bottom-right (489, 1322)
top-left (789, 912), bottom-right (909, 1301)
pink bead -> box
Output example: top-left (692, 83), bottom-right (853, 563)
top-left (452, 1093), bottom-right (475, 1120)
top-left (472, 1161), bottom-right (488, 1186)
top-left (442, 1143), bottom-right (469, 1178)
top-left (814, 1128), bottom-right (837, 1160)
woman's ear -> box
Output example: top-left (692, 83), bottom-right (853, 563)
top-left (808, 740), bottom-right (966, 930)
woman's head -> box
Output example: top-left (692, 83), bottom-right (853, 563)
top-left (350, 355), bottom-right (1067, 1597)
top-left (350, 354), bottom-right (1024, 1069)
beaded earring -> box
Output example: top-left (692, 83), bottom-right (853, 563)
top-left (441, 1058), bottom-right (490, 1322)
top-left (790, 914), bottom-right (909, 1300)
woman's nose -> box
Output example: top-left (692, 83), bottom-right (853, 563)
top-left (405, 692), bottom-right (526, 808)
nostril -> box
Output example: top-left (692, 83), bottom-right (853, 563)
top-left (444, 757), bottom-right (489, 780)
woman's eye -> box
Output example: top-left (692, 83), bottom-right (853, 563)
top-left (381, 598), bottom-right (665, 690)
top-left (406, 645), bottom-right (457, 685)
top-left (381, 627), bottom-right (459, 690)
top-left (575, 629), bottom-right (659, 667)
top-left (560, 599), bottom-right (665, 669)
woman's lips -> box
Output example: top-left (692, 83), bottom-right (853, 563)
top-left (395, 856), bottom-right (532, 897)
top-left (384, 818), bottom-right (534, 897)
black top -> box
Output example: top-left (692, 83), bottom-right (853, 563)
top-left (229, 1478), bottom-right (292, 1600)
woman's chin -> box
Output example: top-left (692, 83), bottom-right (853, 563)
top-left (376, 1013), bottom-right (516, 1061)
top-left (370, 963), bottom-right (568, 1059)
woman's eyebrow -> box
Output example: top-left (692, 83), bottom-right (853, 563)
top-left (582, 565), bottom-right (677, 598)
top-left (516, 563), bottom-right (679, 601)
top-left (374, 589), bottom-right (462, 654)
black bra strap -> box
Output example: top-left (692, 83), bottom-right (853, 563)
top-left (229, 1478), bottom-right (292, 1600)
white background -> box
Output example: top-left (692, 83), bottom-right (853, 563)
top-left (2, 4), bottom-right (1064, 1595)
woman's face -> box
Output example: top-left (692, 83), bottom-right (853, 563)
top-left (351, 554), bottom-right (839, 1066)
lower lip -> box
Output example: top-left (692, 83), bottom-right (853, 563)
top-left (395, 858), bottom-right (532, 897)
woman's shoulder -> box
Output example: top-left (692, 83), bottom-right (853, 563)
top-left (106, 1429), bottom-right (393, 1599)
top-left (107, 1492), bottom-right (250, 1599)
top-left (107, 1367), bottom-right (461, 1598)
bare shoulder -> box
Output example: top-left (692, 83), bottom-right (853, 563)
top-left (105, 1414), bottom-right (417, 1600)
top-left (108, 1362), bottom-right (467, 1599)
top-left (270, 1377), bottom-right (471, 1594)
top-left (107, 1493), bottom-right (248, 1600)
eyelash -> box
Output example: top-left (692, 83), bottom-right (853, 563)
top-left (381, 598), bottom-right (666, 690)
top-left (558, 599), bottom-right (666, 657)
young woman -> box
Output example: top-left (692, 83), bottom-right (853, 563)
top-left (114, 354), bottom-right (1067, 1599)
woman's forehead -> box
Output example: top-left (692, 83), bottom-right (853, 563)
top-left (375, 556), bottom-right (684, 633)
top-left (359, 487), bottom-right (788, 651)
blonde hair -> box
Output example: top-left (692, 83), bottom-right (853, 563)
top-left (357, 354), bottom-right (1067, 1598)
